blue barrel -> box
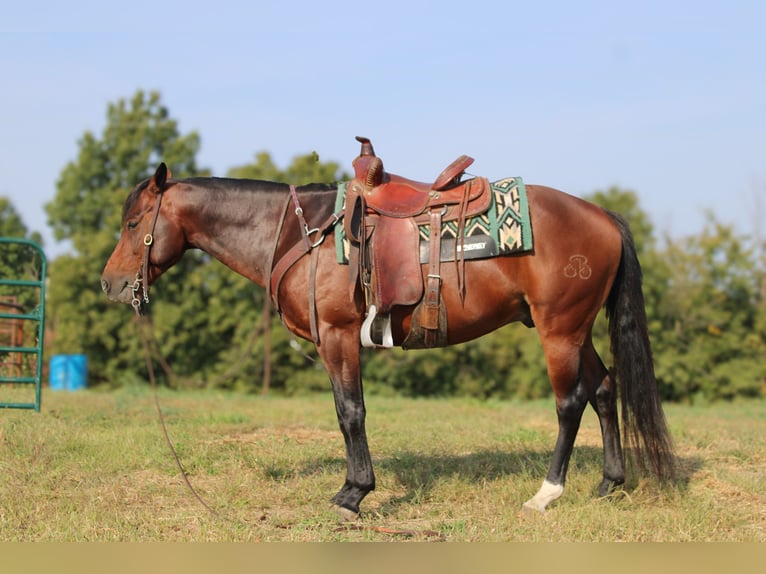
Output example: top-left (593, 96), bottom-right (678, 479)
top-left (49, 354), bottom-right (88, 391)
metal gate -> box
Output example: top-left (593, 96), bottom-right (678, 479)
top-left (0, 237), bottom-right (46, 411)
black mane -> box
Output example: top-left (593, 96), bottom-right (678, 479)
top-left (122, 175), bottom-right (337, 220)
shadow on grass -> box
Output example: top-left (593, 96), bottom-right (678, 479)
top-left (291, 445), bottom-right (592, 508)
top-left (375, 447), bottom-right (560, 511)
top-left (289, 445), bottom-right (703, 511)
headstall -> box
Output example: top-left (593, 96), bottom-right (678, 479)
top-left (131, 189), bottom-right (165, 315)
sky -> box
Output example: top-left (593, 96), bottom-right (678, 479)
top-left (1, 0), bottom-right (764, 258)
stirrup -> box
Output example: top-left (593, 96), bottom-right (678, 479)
top-left (360, 304), bottom-right (394, 348)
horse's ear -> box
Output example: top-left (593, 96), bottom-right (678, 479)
top-left (149, 163), bottom-right (171, 193)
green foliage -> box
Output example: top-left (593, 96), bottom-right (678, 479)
top-left (363, 324), bottom-right (549, 399)
top-left (648, 217), bottom-right (766, 402)
top-left (195, 148), bottom-right (351, 394)
top-left (44, 90), bottom-right (204, 381)
top-left (0, 198), bottom-right (45, 311)
top-left (43, 90), bottom-right (764, 401)
top-left (0, 197), bottom-right (43, 244)
top-left (228, 150), bottom-right (346, 185)
top-left (586, 192), bottom-right (765, 402)
top-left (588, 186), bottom-right (655, 255)
top-left (44, 90), bottom-right (349, 391)
top-left (1, 200), bottom-right (46, 373)
top-left (144, 148), bottom-right (348, 393)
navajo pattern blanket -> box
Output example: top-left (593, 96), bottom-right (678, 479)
top-left (334, 176), bottom-right (533, 264)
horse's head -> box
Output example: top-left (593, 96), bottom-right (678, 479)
top-left (101, 163), bottom-right (186, 311)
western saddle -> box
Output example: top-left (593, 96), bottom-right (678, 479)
top-left (345, 136), bottom-right (491, 349)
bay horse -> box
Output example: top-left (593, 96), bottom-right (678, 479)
top-left (101, 158), bottom-right (675, 518)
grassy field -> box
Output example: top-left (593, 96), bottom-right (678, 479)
top-left (0, 385), bottom-right (763, 541)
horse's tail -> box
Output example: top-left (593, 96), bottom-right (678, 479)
top-left (605, 211), bottom-right (676, 481)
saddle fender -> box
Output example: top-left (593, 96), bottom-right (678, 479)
top-left (371, 217), bottom-right (423, 314)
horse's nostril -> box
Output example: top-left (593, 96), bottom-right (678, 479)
top-left (101, 278), bottom-right (110, 293)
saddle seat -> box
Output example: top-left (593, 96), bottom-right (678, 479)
top-left (350, 136), bottom-right (489, 220)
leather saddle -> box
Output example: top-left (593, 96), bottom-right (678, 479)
top-left (345, 137), bottom-right (492, 349)
top-left (351, 136), bottom-right (490, 220)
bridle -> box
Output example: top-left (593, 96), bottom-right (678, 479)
top-left (131, 188), bottom-right (165, 316)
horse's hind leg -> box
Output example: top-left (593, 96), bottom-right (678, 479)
top-left (583, 341), bottom-right (625, 496)
top-left (523, 336), bottom-right (589, 513)
top-left (316, 328), bottom-right (375, 520)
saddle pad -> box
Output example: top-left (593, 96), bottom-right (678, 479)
top-left (334, 177), bottom-right (533, 264)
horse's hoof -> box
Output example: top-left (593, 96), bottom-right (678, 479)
top-left (331, 504), bottom-right (360, 522)
top-left (521, 501), bottom-right (546, 515)
top-left (597, 478), bottom-right (625, 498)
top-left (522, 480), bottom-right (562, 514)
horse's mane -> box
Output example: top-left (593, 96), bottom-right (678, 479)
top-left (122, 176), bottom-right (337, 220)
top-left (183, 177), bottom-right (336, 194)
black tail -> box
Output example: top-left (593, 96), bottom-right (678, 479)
top-left (605, 212), bottom-right (676, 481)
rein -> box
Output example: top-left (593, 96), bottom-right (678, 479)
top-left (133, 313), bottom-right (228, 521)
top-left (127, 181), bottom-right (344, 524)
top-left (129, 187), bottom-right (229, 522)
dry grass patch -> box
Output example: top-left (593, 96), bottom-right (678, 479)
top-left (0, 388), bottom-right (763, 541)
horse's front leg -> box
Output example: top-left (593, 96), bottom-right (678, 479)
top-left (316, 326), bottom-right (375, 520)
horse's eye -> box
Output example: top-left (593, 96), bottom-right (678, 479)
top-left (127, 221), bottom-right (139, 230)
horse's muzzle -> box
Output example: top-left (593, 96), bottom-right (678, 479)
top-left (100, 276), bottom-right (134, 305)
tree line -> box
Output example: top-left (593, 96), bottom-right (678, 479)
top-left (2, 90), bottom-right (764, 402)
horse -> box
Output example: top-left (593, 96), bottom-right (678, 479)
top-left (101, 157), bottom-right (675, 518)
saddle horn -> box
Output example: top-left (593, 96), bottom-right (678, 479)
top-left (355, 135), bottom-right (376, 157)
top-left (353, 136), bottom-right (384, 190)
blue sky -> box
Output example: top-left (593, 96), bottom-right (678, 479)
top-left (1, 0), bottom-right (764, 258)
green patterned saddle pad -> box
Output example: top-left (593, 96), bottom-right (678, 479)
top-left (335, 176), bottom-right (533, 264)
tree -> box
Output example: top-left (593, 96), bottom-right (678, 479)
top-left (211, 151), bottom-right (350, 394)
top-left (650, 216), bottom-right (765, 401)
top-left (0, 197), bottom-right (42, 243)
top-left (584, 191), bottom-right (764, 401)
top-left (228, 150), bottom-right (346, 186)
top-left (144, 149), bottom-right (350, 394)
top-left (45, 91), bottom-right (351, 391)
top-left (44, 90), bottom-right (204, 383)
top-left (0, 197), bottom-right (44, 310)
top-left (588, 186), bottom-right (655, 256)
top-left (42, 91), bottom-right (764, 401)
top-left (1, 199), bottom-right (45, 377)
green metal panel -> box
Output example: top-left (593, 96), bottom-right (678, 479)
top-left (0, 237), bottom-right (46, 412)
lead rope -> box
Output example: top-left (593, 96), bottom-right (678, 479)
top-left (129, 188), bottom-right (299, 528)
top-left (130, 189), bottom-right (232, 523)
top-left (133, 309), bottom-right (230, 522)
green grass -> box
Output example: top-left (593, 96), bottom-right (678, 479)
top-left (0, 386), bottom-right (763, 541)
